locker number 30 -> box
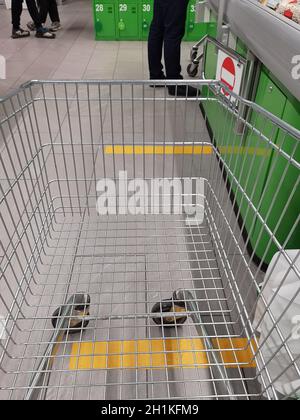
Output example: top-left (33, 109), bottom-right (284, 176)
top-left (143, 4), bottom-right (151, 12)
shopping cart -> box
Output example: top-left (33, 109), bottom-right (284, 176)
top-left (0, 80), bottom-right (299, 400)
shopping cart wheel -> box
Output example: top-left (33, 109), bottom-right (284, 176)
top-left (151, 293), bottom-right (187, 327)
top-left (187, 63), bottom-right (199, 78)
top-left (52, 293), bottom-right (91, 334)
top-left (190, 49), bottom-right (198, 62)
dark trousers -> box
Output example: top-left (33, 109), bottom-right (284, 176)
top-left (11, 0), bottom-right (42, 29)
top-left (38, 0), bottom-right (60, 24)
top-left (148, 0), bottom-right (189, 79)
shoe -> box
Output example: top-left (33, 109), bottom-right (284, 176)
top-left (35, 27), bottom-right (56, 39)
top-left (50, 22), bottom-right (62, 32)
top-left (27, 21), bottom-right (36, 31)
top-left (150, 80), bottom-right (167, 88)
top-left (12, 28), bottom-right (30, 39)
top-left (150, 74), bottom-right (166, 88)
top-left (168, 85), bottom-right (200, 98)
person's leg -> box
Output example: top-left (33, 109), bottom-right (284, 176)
top-left (163, 0), bottom-right (189, 79)
top-left (25, 0), bottom-right (56, 38)
top-left (164, 0), bottom-right (199, 97)
top-left (25, 0), bottom-right (43, 27)
top-left (37, 0), bottom-right (49, 24)
top-left (26, 0), bottom-right (48, 30)
top-left (48, 0), bottom-right (60, 23)
top-left (11, 0), bottom-right (31, 37)
top-left (11, 0), bottom-right (23, 30)
top-left (148, 0), bottom-right (165, 80)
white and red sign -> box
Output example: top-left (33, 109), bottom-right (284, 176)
top-left (216, 50), bottom-right (244, 102)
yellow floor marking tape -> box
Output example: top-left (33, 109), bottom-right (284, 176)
top-left (69, 338), bottom-right (257, 371)
top-left (104, 144), bottom-right (270, 157)
top-left (218, 145), bottom-right (272, 157)
top-left (104, 145), bottom-right (213, 155)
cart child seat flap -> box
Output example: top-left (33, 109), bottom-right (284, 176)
top-left (255, 250), bottom-right (300, 399)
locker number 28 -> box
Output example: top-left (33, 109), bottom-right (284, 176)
top-left (96, 4), bottom-right (104, 12)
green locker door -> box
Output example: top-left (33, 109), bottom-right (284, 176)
top-left (184, 0), bottom-right (216, 41)
top-left (239, 71), bottom-right (287, 266)
top-left (117, 2), bottom-right (139, 40)
top-left (202, 41), bottom-right (244, 198)
top-left (94, 1), bottom-right (116, 40)
top-left (140, 0), bottom-right (153, 40)
top-left (251, 98), bottom-right (300, 265)
top-left (185, 0), bottom-right (206, 41)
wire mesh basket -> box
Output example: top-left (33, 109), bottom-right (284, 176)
top-left (0, 80), bottom-right (299, 400)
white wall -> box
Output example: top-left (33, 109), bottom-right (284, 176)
top-left (5, 0), bottom-right (27, 9)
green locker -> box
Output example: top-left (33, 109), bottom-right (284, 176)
top-left (235, 38), bottom-right (248, 58)
top-left (94, 1), bottom-right (116, 41)
top-left (250, 95), bottom-right (300, 265)
top-left (185, 0), bottom-right (206, 41)
top-left (184, 0), bottom-right (216, 41)
top-left (202, 40), bottom-right (299, 267)
top-left (236, 71), bottom-right (287, 266)
top-left (140, 0), bottom-right (153, 40)
top-left (117, 2), bottom-right (139, 40)
top-left (93, 0), bottom-right (215, 41)
top-left (202, 41), bottom-right (244, 197)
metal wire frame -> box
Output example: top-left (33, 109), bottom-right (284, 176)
top-left (0, 80), bottom-right (299, 400)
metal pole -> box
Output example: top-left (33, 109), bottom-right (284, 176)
top-left (24, 294), bottom-right (90, 400)
top-left (217, 0), bottom-right (226, 41)
top-left (174, 289), bottom-right (237, 400)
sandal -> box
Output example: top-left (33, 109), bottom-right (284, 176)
top-left (12, 28), bottom-right (30, 39)
top-left (50, 22), bottom-right (62, 32)
top-left (27, 21), bottom-right (36, 31)
top-left (35, 27), bottom-right (56, 39)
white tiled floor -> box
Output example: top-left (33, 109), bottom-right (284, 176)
top-left (0, 0), bottom-right (194, 97)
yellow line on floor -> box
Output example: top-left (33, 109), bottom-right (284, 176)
top-left (104, 144), bottom-right (270, 157)
top-left (104, 145), bottom-right (213, 155)
top-left (218, 145), bottom-right (272, 157)
top-left (69, 338), bottom-right (257, 371)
